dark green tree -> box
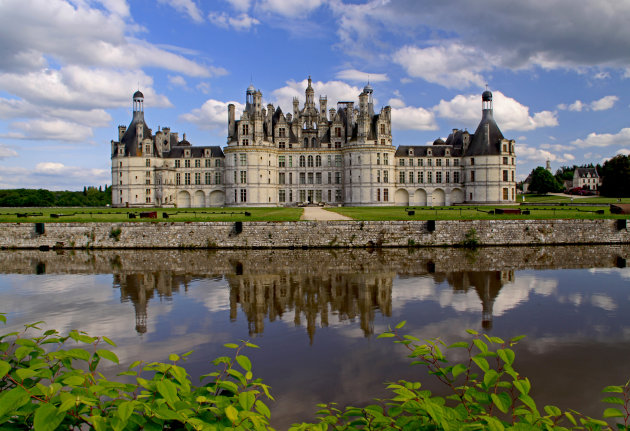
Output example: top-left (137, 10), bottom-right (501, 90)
top-left (600, 155), bottom-right (630, 197)
top-left (528, 167), bottom-right (563, 194)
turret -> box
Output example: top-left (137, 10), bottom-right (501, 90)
top-left (132, 90), bottom-right (144, 121)
top-left (228, 104), bottom-right (236, 139)
top-left (246, 84), bottom-right (255, 113)
top-left (319, 96), bottom-right (327, 120)
top-left (305, 76), bottom-right (314, 107)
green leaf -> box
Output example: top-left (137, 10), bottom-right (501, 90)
top-left (168, 353), bottom-right (180, 362)
top-left (236, 355), bottom-right (252, 372)
top-left (225, 405), bottom-right (239, 422)
top-left (466, 329), bottom-right (479, 335)
top-left (239, 391), bottom-right (256, 411)
top-left (473, 339), bottom-right (488, 353)
top-left (377, 333), bottom-right (395, 338)
top-left (484, 369), bottom-right (499, 388)
top-left (602, 385), bottom-right (623, 393)
top-left (0, 386), bottom-right (31, 417)
top-left (472, 356), bottom-right (489, 372)
top-left (224, 343), bottom-right (240, 349)
top-left (510, 335), bottom-right (526, 344)
top-left (33, 403), bottom-right (65, 431)
top-left (102, 336), bottom-right (116, 346)
top-left (452, 363), bottom-right (467, 379)
top-left (63, 375), bottom-right (85, 386)
top-left (156, 379), bottom-right (179, 407)
top-left (497, 348), bottom-right (515, 366)
top-left (117, 400), bottom-right (135, 422)
top-left (564, 411), bottom-right (577, 426)
top-left (490, 392), bottom-right (511, 414)
top-left (601, 396), bottom-right (624, 405)
top-left (0, 314), bottom-right (6, 324)
top-left (519, 393), bottom-right (537, 412)
top-left (0, 360), bottom-right (10, 379)
top-left (96, 349), bottom-right (119, 364)
top-left (544, 405), bottom-right (561, 416)
top-left (448, 342), bottom-right (469, 349)
top-left (395, 321), bottom-right (406, 329)
top-left (603, 407), bottom-right (624, 418)
top-left (15, 367), bottom-right (37, 381)
top-left (66, 348), bottom-right (91, 361)
top-left (255, 400), bottom-right (271, 419)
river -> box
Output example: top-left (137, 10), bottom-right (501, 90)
top-left (1, 246), bottom-right (629, 428)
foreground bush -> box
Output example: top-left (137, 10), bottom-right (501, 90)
top-left (1, 315), bottom-right (629, 430)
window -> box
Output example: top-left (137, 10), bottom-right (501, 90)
top-left (311, 137), bottom-right (317, 147)
top-left (383, 170), bottom-right (389, 183)
top-left (307, 172), bottom-right (314, 184)
top-left (299, 155), bottom-right (306, 167)
top-left (409, 172), bottom-right (414, 183)
top-left (503, 188), bottom-right (509, 200)
top-left (145, 196), bottom-right (151, 204)
top-left (278, 128), bottom-right (286, 138)
top-left (419, 172), bottom-right (424, 183)
top-left (279, 155), bottom-right (286, 167)
top-left (206, 159), bottom-right (211, 168)
top-left (145, 159), bottom-right (150, 167)
top-left (195, 172), bottom-right (201, 185)
top-left (335, 155), bottom-right (342, 167)
top-left (146, 178), bottom-right (150, 185)
top-left (383, 189), bottom-right (389, 202)
top-left (185, 160), bottom-right (191, 168)
top-left (316, 172), bottom-right (322, 184)
top-left (233, 171), bottom-right (237, 183)
top-left (328, 172), bottom-right (332, 184)
top-left (335, 127), bottom-right (341, 137)
top-left (380, 124), bottom-right (385, 134)
top-left (205, 172), bottom-right (211, 184)
top-left (454, 171), bottom-right (460, 183)
top-left (436, 172), bottom-right (442, 183)
top-left (511, 157), bottom-right (515, 165)
top-left (380, 139), bottom-right (385, 145)
top-left (300, 173), bottom-right (306, 184)
top-left (185, 173), bottom-right (191, 185)
top-left (240, 154), bottom-right (247, 166)
top-left (279, 190), bottom-right (286, 202)
top-left (304, 138), bottom-right (308, 147)
top-left (377, 153), bottom-right (381, 165)
top-left (195, 159), bottom-right (201, 168)
top-left (399, 158), bottom-right (405, 167)
top-left (328, 190), bottom-right (332, 201)
top-left (335, 141), bottom-right (341, 148)
top-left (335, 189), bottom-right (342, 202)
top-left (288, 156), bottom-right (293, 167)
top-left (145, 145), bottom-right (150, 154)
top-left (470, 171), bottom-right (475, 182)
top-left (240, 171), bottom-right (247, 184)
top-left (503, 170), bottom-right (508, 181)
top-left (384, 153), bottom-right (389, 165)
top-left (503, 157), bottom-right (508, 165)
top-left (377, 171), bottom-right (381, 183)
top-left (175, 160), bottom-right (181, 168)
top-left (240, 189), bottom-right (247, 202)
top-left (289, 173), bottom-right (293, 184)
top-left (316, 155), bottom-right (322, 167)
top-left (427, 159), bottom-right (432, 167)
top-left (453, 159), bottom-right (460, 167)
top-left (418, 159), bottom-right (423, 167)
top-left (445, 159), bottom-right (450, 167)
top-left (409, 158), bottom-right (414, 167)
top-left (215, 172), bottom-right (221, 184)
top-left (176, 173), bottom-right (181, 185)
top-left (446, 172), bottom-right (450, 183)
top-left (279, 172), bottom-right (286, 184)
top-left (436, 159), bottom-right (442, 167)
top-left (308, 155), bottom-right (314, 167)
top-left (503, 144), bottom-right (507, 152)
top-left (335, 172), bottom-right (341, 184)
top-left (242, 139), bottom-right (249, 146)
top-left (316, 190), bottom-right (322, 202)
top-left (377, 188), bottom-right (381, 202)
top-left (399, 171), bottom-right (405, 183)
top-left (511, 171), bottom-right (514, 182)
top-left (242, 124), bottom-right (249, 135)
top-left (427, 172), bottom-right (432, 183)
top-left (470, 158), bottom-right (475, 166)
top-left (278, 142), bottom-right (285, 148)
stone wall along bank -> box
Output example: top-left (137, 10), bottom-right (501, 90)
top-left (0, 219), bottom-right (628, 249)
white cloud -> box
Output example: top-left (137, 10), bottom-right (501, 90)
top-left (180, 100), bottom-right (245, 132)
top-left (168, 75), bottom-right (187, 87)
top-left (558, 95), bottom-right (618, 112)
top-left (517, 145), bottom-right (574, 164)
top-left (257, 0), bottom-right (324, 17)
top-left (226, 0), bottom-right (253, 12)
top-left (540, 143), bottom-right (574, 152)
top-left (0, 144), bottom-right (18, 159)
top-left (392, 43), bottom-right (489, 89)
top-left (7, 119), bottom-right (94, 142)
top-left (571, 128), bottom-right (630, 148)
top-left (270, 79), bottom-right (365, 111)
top-left (157, 0), bottom-right (204, 23)
top-left (208, 11), bottom-right (260, 30)
top-left (391, 106), bottom-right (437, 131)
top-left (434, 91), bottom-right (558, 131)
top-left (387, 98), bottom-right (406, 109)
top-left (335, 70), bottom-right (388, 83)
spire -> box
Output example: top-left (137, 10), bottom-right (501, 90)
top-left (305, 76), bottom-right (314, 106)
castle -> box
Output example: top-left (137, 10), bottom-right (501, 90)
top-left (111, 78), bottom-right (516, 207)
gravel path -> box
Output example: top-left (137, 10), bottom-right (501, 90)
top-left (300, 206), bottom-right (353, 221)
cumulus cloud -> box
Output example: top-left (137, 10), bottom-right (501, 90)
top-left (391, 106), bottom-right (437, 131)
top-left (157, 0), bottom-right (204, 23)
top-left (168, 75), bottom-right (187, 87)
top-left (257, 0), bottom-right (324, 17)
top-left (335, 70), bottom-right (389, 83)
top-left (387, 98), bottom-right (406, 109)
top-left (558, 95), bottom-right (618, 112)
top-left (270, 79), bottom-right (365, 111)
top-left (180, 100), bottom-right (245, 132)
top-left (208, 11), bottom-right (260, 30)
top-left (571, 128), bottom-right (630, 148)
top-left (392, 43), bottom-right (489, 89)
top-left (7, 120), bottom-right (94, 142)
top-left (0, 144), bottom-right (18, 159)
top-left (434, 91), bottom-right (558, 131)
top-left (517, 144), bottom-right (575, 163)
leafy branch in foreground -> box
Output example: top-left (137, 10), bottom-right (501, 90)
top-left (0, 314), bottom-right (273, 430)
top-left (291, 321), bottom-right (630, 431)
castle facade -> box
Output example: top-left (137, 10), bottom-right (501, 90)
top-left (111, 79), bottom-right (516, 207)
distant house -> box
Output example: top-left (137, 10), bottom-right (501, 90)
top-left (573, 167), bottom-right (601, 191)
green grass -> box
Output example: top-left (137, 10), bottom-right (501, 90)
top-left (0, 207), bottom-right (303, 223)
top-left (326, 205), bottom-right (628, 221)
top-left (522, 194), bottom-right (630, 204)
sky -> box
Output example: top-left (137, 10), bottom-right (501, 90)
top-left (1, 0), bottom-right (630, 190)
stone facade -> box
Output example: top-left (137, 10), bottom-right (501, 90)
top-left (2, 219), bottom-right (628, 249)
top-left (111, 80), bottom-right (517, 207)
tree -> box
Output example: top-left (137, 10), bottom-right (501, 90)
top-left (528, 167), bottom-right (562, 194)
top-left (600, 154), bottom-right (630, 197)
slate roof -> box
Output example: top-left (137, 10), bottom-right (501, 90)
top-left (165, 145), bottom-right (224, 158)
top-left (575, 167), bottom-right (598, 178)
top-left (121, 116), bottom-right (152, 157)
top-left (395, 145), bottom-right (462, 157)
top-left (465, 109), bottom-right (505, 157)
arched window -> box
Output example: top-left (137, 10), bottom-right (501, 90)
top-left (315, 155), bottom-right (322, 167)
top-left (307, 156), bottom-right (314, 167)
top-left (299, 155), bottom-right (306, 167)
top-left (311, 137), bottom-right (317, 147)
top-left (304, 138), bottom-right (308, 147)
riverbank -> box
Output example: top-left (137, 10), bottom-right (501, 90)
top-left (1, 219), bottom-right (628, 249)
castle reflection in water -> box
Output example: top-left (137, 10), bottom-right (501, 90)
top-left (93, 245), bottom-right (627, 340)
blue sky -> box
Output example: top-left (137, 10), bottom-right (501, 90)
top-left (1, 0), bottom-right (629, 190)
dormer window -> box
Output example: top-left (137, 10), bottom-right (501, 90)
top-left (427, 149), bottom-right (432, 156)
top-left (409, 149), bottom-right (414, 156)
top-left (185, 150), bottom-right (190, 157)
top-left (446, 149), bottom-right (450, 156)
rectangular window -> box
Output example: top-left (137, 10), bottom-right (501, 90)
top-left (233, 171), bottom-right (237, 183)
top-left (453, 159), bottom-right (460, 167)
top-left (279, 128), bottom-right (286, 138)
top-left (195, 172), bottom-right (201, 185)
top-left (146, 159), bottom-right (150, 167)
top-left (205, 172), bottom-right (211, 184)
top-left (185, 160), bottom-right (191, 168)
top-left (240, 189), bottom-right (247, 202)
top-left (242, 124), bottom-right (249, 135)
top-left (419, 172), bottom-right (424, 183)
top-left (240, 154), bottom-right (247, 166)
top-left (279, 172), bottom-right (286, 184)
top-left (409, 172), bottom-right (414, 183)
top-left (427, 159), bottom-right (432, 167)
top-left (335, 155), bottom-right (342, 167)
top-left (278, 142), bottom-right (285, 148)
top-left (316, 172), bottom-right (322, 184)
top-left (300, 173), bottom-right (306, 184)
top-left (195, 159), bottom-right (201, 168)
top-left (436, 172), bottom-right (442, 183)
top-left (503, 170), bottom-right (508, 181)
top-left (377, 188), bottom-right (381, 202)
top-left (511, 171), bottom-right (514, 182)
top-left (384, 153), bottom-right (389, 165)
top-left (215, 172), bottom-right (221, 184)
top-left (289, 156), bottom-right (293, 167)
top-left (470, 158), bottom-right (475, 166)
top-left (427, 172), bottom-right (432, 183)
top-left (503, 157), bottom-right (508, 165)
top-left (399, 171), bottom-right (405, 183)
top-left (279, 155), bottom-right (286, 167)
top-left (185, 173), bottom-right (191, 185)
top-left (470, 171), bottom-right (475, 182)
top-left (240, 171), bottom-right (247, 184)
top-left (409, 158), bottom-right (414, 167)
top-left (503, 188), bottom-right (509, 200)
top-left (383, 189), bottom-right (389, 202)
top-left (205, 159), bottom-right (211, 167)
top-left (383, 170), bottom-right (388, 183)
top-left (316, 190), bottom-right (322, 202)
top-left (418, 158), bottom-right (423, 167)
top-left (215, 159), bottom-right (222, 167)
top-left (335, 127), bottom-right (341, 137)
top-left (380, 124), bottom-right (385, 134)
top-left (335, 189), bottom-right (342, 202)
top-left (399, 158), bottom-right (405, 167)
top-left (299, 190), bottom-right (306, 202)
top-left (289, 172), bottom-right (293, 184)
top-left (279, 190), bottom-right (286, 202)
top-left (436, 159), bottom-right (442, 167)
top-left (327, 172), bottom-right (332, 184)
top-left (454, 171), bottom-right (460, 183)
top-left (327, 190), bottom-right (332, 202)
top-left (377, 153), bottom-right (381, 165)
top-left (335, 172), bottom-right (341, 184)
top-left (446, 172), bottom-right (450, 183)
top-left (175, 160), bottom-right (181, 168)
top-left (146, 179), bottom-right (150, 185)
top-left (308, 173), bottom-right (314, 184)
top-left (377, 170), bottom-right (381, 183)
top-left (327, 155), bottom-right (332, 166)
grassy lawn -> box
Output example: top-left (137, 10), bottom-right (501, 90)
top-left (522, 194), bottom-right (630, 204)
top-left (326, 205), bottom-right (628, 221)
top-left (0, 207), bottom-right (303, 223)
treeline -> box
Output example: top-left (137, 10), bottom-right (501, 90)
top-left (0, 186), bottom-right (112, 207)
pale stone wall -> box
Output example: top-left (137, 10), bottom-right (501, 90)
top-left (0, 219), bottom-right (628, 249)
